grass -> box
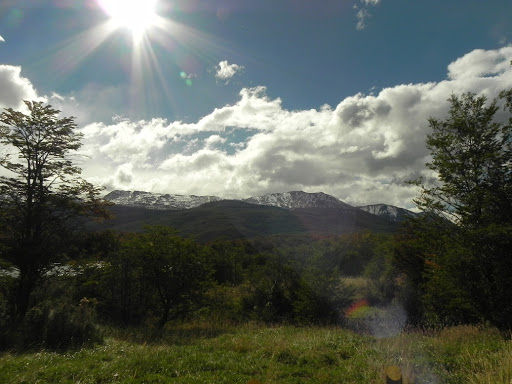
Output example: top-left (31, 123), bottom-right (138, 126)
top-left (341, 276), bottom-right (370, 301)
top-left (1, 323), bottom-right (511, 383)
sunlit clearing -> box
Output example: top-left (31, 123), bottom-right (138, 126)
top-left (98, 0), bottom-right (158, 41)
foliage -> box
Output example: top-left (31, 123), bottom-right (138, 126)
top-left (121, 226), bottom-right (214, 328)
top-left (363, 236), bottom-right (397, 305)
top-left (99, 233), bottom-right (148, 325)
top-left (209, 239), bottom-right (247, 286)
top-left (0, 101), bottom-right (111, 320)
top-left (21, 298), bottom-right (102, 350)
top-left (414, 92), bottom-right (512, 225)
top-left (292, 266), bottom-right (353, 324)
top-left (403, 91), bottom-right (512, 327)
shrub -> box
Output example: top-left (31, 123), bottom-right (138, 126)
top-left (23, 298), bottom-right (102, 350)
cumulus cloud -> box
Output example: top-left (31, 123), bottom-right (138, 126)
top-left (0, 66), bottom-right (119, 125)
top-left (0, 65), bottom-right (41, 110)
top-left (215, 60), bottom-right (244, 82)
top-left (448, 47), bottom-right (512, 80)
top-left (3, 48), bottom-right (512, 210)
top-left (113, 163), bottom-right (134, 186)
top-left (78, 47), bottom-right (512, 209)
top-left (205, 135), bottom-right (227, 149)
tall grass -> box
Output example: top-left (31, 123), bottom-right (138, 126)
top-left (376, 325), bottom-right (512, 384)
top-left (1, 323), bottom-right (511, 383)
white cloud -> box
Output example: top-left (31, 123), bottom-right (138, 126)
top-left (448, 46), bottom-right (512, 80)
top-left (355, 9), bottom-right (370, 31)
top-left (0, 35), bottom-right (4, 43)
top-left (113, 163), bottom-right (134, 185)
top-left (0, 65), bottom-right (41, 110)
top-left (215, 60), bottom-right (244, 82)
top-left (0, 66), bottom-right (124, 126)
top-left (76, 47), bottom-right (512, 210)
top-left (354, 0), bottom-right (382, 30)
top-left (205, 135), bottom-right (227, 149)
top-left (3, 48), bottom-right (512, 210)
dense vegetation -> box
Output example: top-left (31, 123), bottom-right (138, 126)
top-left (0, 89), bottom-right (511, 382)
top-left (1, 226), bottom-right (398, 348)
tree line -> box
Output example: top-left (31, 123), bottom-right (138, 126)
top-left (0, 87), bottom-right (511, 350)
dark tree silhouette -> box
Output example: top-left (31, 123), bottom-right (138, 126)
top-left (0, 101), bottom-right (111, 320)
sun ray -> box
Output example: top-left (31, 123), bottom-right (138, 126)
top-left (39, 0), bottom-right (252, 120)
top-left (33, 21), bottom-right (118, 87)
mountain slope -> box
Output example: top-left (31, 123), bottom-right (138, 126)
top-left (97, 190), bottom-right (405, 240)
top-left (105, 190), bottom-right (355, 211)
top-left (243, 191), bottom-right (353, 210)
top-left (96, 200), bottom-right (305, 242)
top-left (95, 200), bottom-right (398, 242)
top-left (104, 190), bottom-right (222, 210)
top-left (357, 204), bottom-right (417, 223)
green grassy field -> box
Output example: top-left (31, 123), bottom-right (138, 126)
top-left (1, 323), bottom-right (511, 384)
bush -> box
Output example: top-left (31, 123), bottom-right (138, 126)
top-left (23, 298), bottom-right (102, 350)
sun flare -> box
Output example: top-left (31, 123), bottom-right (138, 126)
top-left (98, 0), bottom-right (158, 40)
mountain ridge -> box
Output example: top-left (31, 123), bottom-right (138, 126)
top-left (104, 189), bottom-right (418, 223)
top-left (357, 203), bottom-right (417, 223)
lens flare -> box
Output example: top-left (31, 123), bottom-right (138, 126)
top-left (346, 299), bottom-right (371, 318)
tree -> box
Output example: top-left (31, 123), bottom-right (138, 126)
top-left (409, 91), bottom-right (512, 327)
top-left (123, 226), bottom-right (213, 328)
top-left (0, 101), bottom-right (110, 320)
top-left (415, 92), bottom-right (512, 225)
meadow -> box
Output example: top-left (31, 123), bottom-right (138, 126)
top-left (1, 322), bottom-right (511, 384)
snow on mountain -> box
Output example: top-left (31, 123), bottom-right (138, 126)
top-left (104, 190), bottom-right (415, 222)
top-left (104, 190), bottom-right (222, 210)
top-left (357, 204), bottom-right (417, 222)
top-left (105, 190), bottom-right (354, 211)
top-left (243, 191), bottom-right (354, 210)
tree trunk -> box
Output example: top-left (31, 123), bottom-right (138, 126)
top-left (15, 268), bottom-right (37, 321)
top-left (158, 305), bottom-right (170, 329)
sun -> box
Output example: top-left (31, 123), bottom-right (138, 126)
top-left (98, 0), bottom-right (159, 41)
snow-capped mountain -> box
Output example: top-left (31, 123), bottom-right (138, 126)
top-left (357, 204), bottom-right (417, 222)
top-left (104, 190), bottom-right (415, 223)
top-left (243, 191), bottom-right (353, 210)
top-left (105, 190), bottom-right (355, 211)
top-left (100, 190), bottom-right (414, 238)
top-left (104, 190), bottom-right (222, 210)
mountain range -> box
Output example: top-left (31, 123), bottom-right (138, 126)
top-left (98, 190), bottom-right (418, 242)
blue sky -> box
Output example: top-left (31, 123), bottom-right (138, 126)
top-left (1, 0), bottom-right (512, 209)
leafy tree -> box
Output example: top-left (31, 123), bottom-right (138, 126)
top-left (0, 101), bottom-right (110, 320)
top-left (123, 226), bottom-right (213, 328)
top-left (244, 253), bottom-right (298, 323)
top-left (292, 266), bottom-right (353, 325)
top-left (210, 239), bottom-right (246, 286)
top-left (415, 92), bottom-right (512, 225)
top-left (409, 91), bottom-right (512, 327)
